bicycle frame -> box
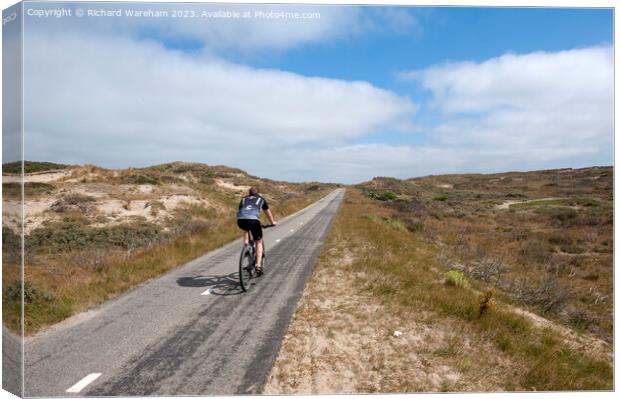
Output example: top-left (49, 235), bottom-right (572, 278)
top-left (239, 224), bottom-right (275, 291)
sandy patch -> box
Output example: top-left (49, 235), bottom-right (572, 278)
top-left (436, 184), bottom-right (453, 189)
top-left (264, 247), bottom-right (517, 394)
top-left (95, 194), bottom-right (209, 222)
top-left (215, 179), bottom-right (250, 193)
top-left (3, 170), bottom-right (70, 183)
top-left (160, 194), bottom-right (205, 209)
top-left (3, 198), bottom-right (58, 233)
top-left (135, 185), bottom-right (155, 194)
top-left (69, 185), bottom-right (113, 199)
top-left (97, 199), bottom-right (152, 219)
top-left (23, 199), bottom-right (56, 216)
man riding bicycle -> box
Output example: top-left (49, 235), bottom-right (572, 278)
top-left (237, 187), bottom-right (276, 275)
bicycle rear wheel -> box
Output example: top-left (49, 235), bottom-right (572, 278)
top-left (239, 246), bottom-right (254, 292)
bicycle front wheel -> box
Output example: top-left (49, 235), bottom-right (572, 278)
top-left (239, 246), bottom-right (254, 292)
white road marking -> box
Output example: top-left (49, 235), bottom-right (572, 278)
top-left (201, 289), bottom-right (212, 296)
top-left (66, 373), bottom-right (102, 393)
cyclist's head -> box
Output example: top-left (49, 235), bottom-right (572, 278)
top-left (249, 187), bottom-right (259, 196)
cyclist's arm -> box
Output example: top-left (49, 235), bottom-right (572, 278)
top-left (264, 209), bottom-right (276, 225)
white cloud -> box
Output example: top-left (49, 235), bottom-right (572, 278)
top-left (401, 46), bottom-right (613, 152)
top-left (22, 31), bottom-right (418, 179)
top-left (27, 4), bottom-right (421, 54)
top-left (129, 5), bottom-right (362, 53)
top-left (270, 46), bottom-right (613, 183)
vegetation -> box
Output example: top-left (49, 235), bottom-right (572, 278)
top-left (2, 161), bottom-right (70, 174)
top-left (357, 166), bottom-right (613, 342)
top-left (444, 270), bottom-right (470, 289)
top-left (3, 182), bottom-right (56, 200)
top-left (267, 190), bottom-right (611, 393)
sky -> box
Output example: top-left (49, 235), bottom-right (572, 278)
top-left (3, 1), bottom-right (614, 183)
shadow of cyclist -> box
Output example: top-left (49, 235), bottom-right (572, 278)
top-left (176, 272), bottom-right (242, 296)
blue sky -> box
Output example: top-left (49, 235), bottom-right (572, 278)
top-left (259, 7), bottom-right (612, 81)
top-left (8, 1), bottom-right (615, 183)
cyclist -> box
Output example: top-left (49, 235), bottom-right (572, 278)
top-left (237, 187), bottom-right (276, 275)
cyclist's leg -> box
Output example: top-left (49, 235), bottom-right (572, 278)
top-left (243, 231), bottom-right (250, 246)
top-left (237, 219), bottom-right (251, 246)
top-left (249, 220), bottom-right (264, 268)
top-left (255, 239), bottom-right (263, 268)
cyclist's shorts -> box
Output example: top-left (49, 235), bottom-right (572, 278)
top-left (237, 218), bottom-right (263, 241)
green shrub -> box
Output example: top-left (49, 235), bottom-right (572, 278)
top-left (2, 161), bottom-right (69, 174)
top-left (28, 222), bottom-right (164, 251)
top-left (376, 191), bottom-right (398, 201)
top-left (444, 270), bottom-right (470, 288)
top-left (434, 195), bottom-right (448, 201)
top-left (382, 217), bottom-right (406, 232)
top-left (5, 280), bottom-right (53, 303)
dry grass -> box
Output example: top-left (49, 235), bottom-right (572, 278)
top-left (265, 190), bottom-right (612, 393)
top-left (357, 166), bottom-right (613, 342)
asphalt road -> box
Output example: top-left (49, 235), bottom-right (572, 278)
top-left (22, 188), bottom-right (345, 397)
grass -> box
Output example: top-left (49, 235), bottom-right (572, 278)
top-left (444, 270), bottom-right (470, 289)
top-left (272, 189), bottom-right (612, 391)
top-left (356, 166), bottom-right (613, 342)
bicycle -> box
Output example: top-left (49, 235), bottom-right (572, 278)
top-left (239, 224), bottom-right (275, 292)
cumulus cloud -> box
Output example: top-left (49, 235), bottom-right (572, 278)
top-left (22, 31), bottom-right (418, 178)
top-left (260, 45), bottom-right (613, 183)
top-left (400, 46), bottom-right (613, 155)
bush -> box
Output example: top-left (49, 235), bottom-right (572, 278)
top-left (433, 195), bottom-right (448, 202)
top-left (510, 274), bottom-right (568, 314)
top-left (2, 226), bottom-right (21, 263)
top-left (50, 194), bottom-right (97, 213)
top-left (403, 217), bottom-right (424, 233)
top-left (382, 217), bottom-right (406, 232)
top-left (28, 221), bottom-right (164, 251)
top-left (121, 174), bottom-right (160, 185)
top-left (375, 191), bottom-right (398, 201)
top-left (4, 280), bottom-right (53, 303)
top-left (469, 257), bottom-right (505, 284)
top-left (3, 182), bottom-right (55, 199)
top-left (173, 220), bottom-right (212, 236)
top-left (444, 270), bottom-right (470, 289)
top-left (536, 207), bottom-right (578, 227)
top-left (478, 288), bottom-right (496, 318)
top-left (305, 184), bottom-right (321, 192)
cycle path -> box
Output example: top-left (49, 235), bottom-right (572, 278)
top-left (24, 188), bottom-right (345, 396)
